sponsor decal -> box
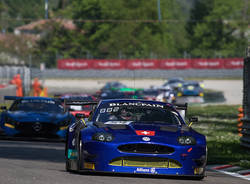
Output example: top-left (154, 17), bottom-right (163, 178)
top-left (100, 107), bottom-right (119, 113)
top-left (136, 130), bottom-right (155, 136)
top-left (142, 137), bottom-right (151, 142)
top-left (68, 149), bottom-right (77, 159)
top-left (32, 122), bottom-right (42, 132)
top-left (65, 62), bottom-right (88, 67)
top-left (150, 168), bottom-right (156, 174)
top-left (21, 99), bottom-right (55, 104)
top-left (109, 102), bottom-right (164, 108)
top-left (136, 168), bottom-right (150, 172)
top-left (104, 121), bottom-right (132, 125)
top-left (135, 168), bottom-right (157, 174)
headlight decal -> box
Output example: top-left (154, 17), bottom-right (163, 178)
top-left (5, 117), bottom-right (16, 125)
top-left (4, 123), bottom-right (15, 129)
top-left (92, 132), bottom-right (114, 142)
top-left (178, 136), bottom-right (196, 145)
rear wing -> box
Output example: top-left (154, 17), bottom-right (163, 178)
top-left (63, 99), bottom-right (99, 112)
top-left (64, 99), bottom-right (99, 106)
top-left (174, 103), bottom-right (188, 119)
top-left (4, 96), bottom-right (23, 101)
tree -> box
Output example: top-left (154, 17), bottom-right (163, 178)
top-left (33, 21), bottom-right (85, 68)
top-left (69, 0), bottom-right (188, 58)
top-left (186, 0), bottom-right (249, 58)
top-left (34, 0), bottom-right (189, 67)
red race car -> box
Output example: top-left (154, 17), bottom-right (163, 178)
top-left (60, 94), bottom-right (96, 117)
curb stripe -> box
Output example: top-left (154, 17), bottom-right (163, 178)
top-left (216, 170), bottom-right (250, 181)
top-left (213, 165), bottom-right (233, 170)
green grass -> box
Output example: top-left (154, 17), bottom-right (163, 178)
top-left (189, 105), bottom-right (250, 168)
top-left (188, 105), bottom-right (239, 119)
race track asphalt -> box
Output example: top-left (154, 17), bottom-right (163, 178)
top-left (0, 140), bottom-right (249, 184)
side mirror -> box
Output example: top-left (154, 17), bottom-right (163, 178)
top-left (75, 113), bottom-right (86, 119)
top-left (188, 117), bottom-right (198, 127)
top-left (0, 106), bottom-right (7, 110)
top-left (189, 117), bottom-right (198, 123)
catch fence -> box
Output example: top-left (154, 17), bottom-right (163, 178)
top-left (0, 66), bottom-right (31, 98)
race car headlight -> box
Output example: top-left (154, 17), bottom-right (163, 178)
top-left (178, 136), bottom-right (196, 145)
top-left (5, 117), bottom-right (16, 125)
top-left (92, 133), bottom-right (114, 142)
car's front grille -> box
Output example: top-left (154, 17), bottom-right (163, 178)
top-left (15, 122), bottom-right (58, 136)
top-left (109, 156), bottom-right (182, 168)
top-left (118, 144), bottom-right (175, 154)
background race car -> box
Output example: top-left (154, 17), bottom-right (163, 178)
top-left (0, 96), bottom-right (74, 139)
top-left (60, 94), bottom-right (96, 117)
top-left (65, 99), bottom-right (207, 179)
top-left (177, 81), bottom-right (204, 97)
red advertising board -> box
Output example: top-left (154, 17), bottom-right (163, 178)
top-left (159, 59), bottom-right (191, 69)
top-left (175, 59), bottom-right (192, 69)
top-left (92, 59), bottom-right (125, 69)
top-left (159, 59), bottom-right (175, 69)
top-left (57, 58), bottom-right (243, 70)
top-left (223, 58), bottom-right (243, 69)
top-left (57, 59), bottom-right (91, 70)
top-left (126, 59), bottom-right (158, 69)
top-left (192, 59), bottom-right (224, 69)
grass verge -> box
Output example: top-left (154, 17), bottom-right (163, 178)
top-left (189, 105), bottom-right (250, 168)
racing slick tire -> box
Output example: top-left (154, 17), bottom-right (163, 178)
top-left (77, 135), bottom-right (84, 171)
top-left (65, 132), bottom-right (72, 172)
top-left (191, 175), bottom-right (205, 180)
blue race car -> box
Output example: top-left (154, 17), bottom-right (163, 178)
top-left (177, 81), bottom-right (204, 97)
top-left (65, 99), bottom-right (207, 179)
top-left (0, 96), bottom-right (74, 139)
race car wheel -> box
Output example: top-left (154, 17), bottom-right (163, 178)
top-left (192, 175), bottom-right (205, 180)
top-left (65, 133), bottom-right (72, 172)
top-left (65, 158), bottom-right (71, 172)
top-left (77, 135), bottom-right (84, 171)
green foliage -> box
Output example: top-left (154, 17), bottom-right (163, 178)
top-left (0, 0), bottom-right (62, 31)
top-left (188, 105), bottom-right (239, 119)
top-left (186, 0), bottom-right (249, 58)
top-left (33, 21), bottom-right (85, 68)
top-left (193, 118), bottom-right (250, 167)
top-left (35, 0), bottom-right (188, 61)
top-left (190, 105), bottom-right (250, 168)
top-left (0, 0), bottom-right (44, 31)
top-left (1, 0), bottom-right (248, 67)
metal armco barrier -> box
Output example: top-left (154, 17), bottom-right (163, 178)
top-left (241, 47), bottom-right (250, 148)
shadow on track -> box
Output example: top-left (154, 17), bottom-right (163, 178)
top-left (0, 139), bottom-right (65, 163)
top-left (63, 170), bottom-right (205, 181)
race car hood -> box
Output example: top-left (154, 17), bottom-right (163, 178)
top-left (6, 111), bottom-right (69, 124)
top-left (101, 121), bottom-right (193, 145)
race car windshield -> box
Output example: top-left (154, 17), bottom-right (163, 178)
top-left (9, 100), bottom-right (64, 113)
top-left (95, 104), bottom-right (181, 125)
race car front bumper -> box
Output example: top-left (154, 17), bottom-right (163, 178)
top-left (73, 141), bottom-right (206, 176)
